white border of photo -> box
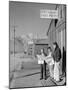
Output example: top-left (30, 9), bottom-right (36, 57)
top-left (0, 0), bottom-right (68, 90)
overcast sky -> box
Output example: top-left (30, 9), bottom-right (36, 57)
top-left (9, 1), bottom-right (56, 39)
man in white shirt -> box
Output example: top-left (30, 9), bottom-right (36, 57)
top-left (44, 47), bottom-right (54, 78)
top-left (37, 49), bottom-right (47, 80)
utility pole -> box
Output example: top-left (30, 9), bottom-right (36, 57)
top-left (11, 25), bottom-right (18, 72)
top-left (12, 25), bottom-right (18, 57)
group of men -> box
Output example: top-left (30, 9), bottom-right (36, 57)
top-left (37, 42), bottom-right (61, 82)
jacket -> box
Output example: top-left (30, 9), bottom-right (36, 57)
top-left (52, 47), bottom-right (61, 62)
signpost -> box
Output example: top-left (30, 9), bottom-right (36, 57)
top-left (40, 9), bottom-right (59, 19)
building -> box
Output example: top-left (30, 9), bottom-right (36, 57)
top-left (47, 4), bottom-right (66, 74)
top-left (27, 43), bottom-right (34, 57)
top-left (34, 39), bottom-right (49, 57)
top-left (47, 4), bottom-right (66, 52)
top-left (27, 38), bottom-right (49, 57)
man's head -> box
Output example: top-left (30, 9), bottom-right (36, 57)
top-left (47, 47), bottom-right (52, 53)
top-left (41, 49), bottom-right (43, 54)
top-left (53, 42), bottom-right (58, 49)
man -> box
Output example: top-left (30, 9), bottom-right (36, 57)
top-left (37, 49), bottom-right (47, 80)
top-left (44, 47), bottom-right (54, 78)
top-left (52, 42), bottom-right (61, 82)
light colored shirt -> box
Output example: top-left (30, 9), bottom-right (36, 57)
top-left (44, 52), bottom-right (54, 65)
top-left (37, 54), bottom-right (44, 64)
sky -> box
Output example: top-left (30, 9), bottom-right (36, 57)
top-left (9, 1), bottom-right (56, 39)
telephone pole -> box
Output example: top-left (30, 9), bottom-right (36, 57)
top-left (12, 25), bottom-right (18, 57)
top-left (11, 25), bottom-right (18, 72)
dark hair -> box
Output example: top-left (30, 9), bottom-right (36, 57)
top-left (41, 48), bottom-right (47, 56)
top-left (53, 42), bottom-right (59, 50)
top-left (47, 47), bottom-right (52, 51)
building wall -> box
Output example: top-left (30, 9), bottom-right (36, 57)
top-left (56, 5), bottom-right (66, 53)
top-left (48, 5), bottom-right (66, 52)
top-left (47, 5), bottom-right (66, 75)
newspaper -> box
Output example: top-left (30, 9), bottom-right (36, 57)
top-left (37, 55), bottom-right (54, 65)
top-left (44, 56), bottom-right (54, 65)
top-left (37, 55), bottom-right (44, 64)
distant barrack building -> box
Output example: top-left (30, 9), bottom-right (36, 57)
top-left (34, 39), bottom-right (49, 56)
top-left (27, 38), bottom-right (49, 57)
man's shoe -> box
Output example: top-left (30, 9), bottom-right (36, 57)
top-left (44, 78), bottom-right (47, 80)
top-left (40, 78), bottom-right (43, 80)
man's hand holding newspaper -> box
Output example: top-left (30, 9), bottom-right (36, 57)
top-left (37, 54), bottom-right (54, 65)
top-left (37, 55), bottom-right (44, 64)
top-left (43, 56), bottom-right (54, 65)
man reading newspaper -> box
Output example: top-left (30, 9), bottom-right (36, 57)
top-left (37, 47), bottom-right (54, 78)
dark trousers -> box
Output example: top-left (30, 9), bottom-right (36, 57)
top-left (40, 61), bottom-right (46, 79)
